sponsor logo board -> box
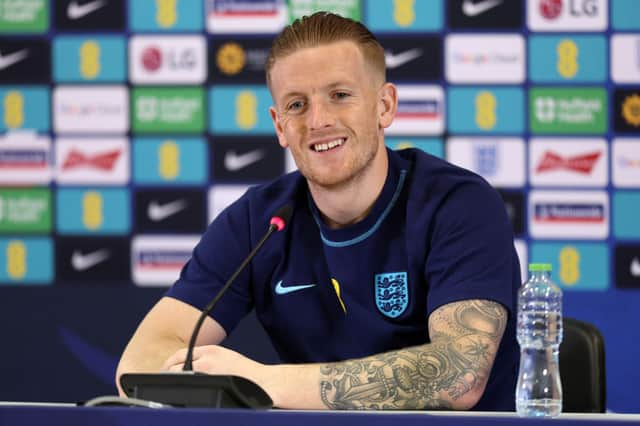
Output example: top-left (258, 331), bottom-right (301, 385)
top-left (55, 137), bottom-right (129, 185)
top-left (527, 0), bottom-right (607, 31)
top-left (387, 85), bottom-right (444, 135)
top-left (135, 189), bottom-right (207, 234)
top-left (530, 241), bottom-right (609, 290)
top-left (612, 138), bottom-right (640, 188)
top-left (132, 235), bottom-right (199, 286)
top-left (55, 237), bottom-right (130, 284)
top-left (448, 87), bottom-right (524, 134)
top-left (0, 237), bottom-right (52, 284)
top-left (211, 137), bottom-right (285, 182)
top-left (53, 85), bottom-right (129, 134)
top-left (613, 89), bottom-right (640, 133)
top-left (529, 138), bottom-right (607, 187)
top-left (0, 39), bottom-right (49, 83)
top-left (209, 38), bottom-right (271, 83)
top-left (364, 0), bottom-right (443, 32)
top-left (56, 188), bottom-right (130, 235)
top-left (613, 191), bottom-right (640, 239)
top-left (529, 35), bottom-right (606, 82)
top-left (0, 86), bottom-right (50, 132)
top-left (611, 35), bottom-right (640, 83)
top-left (132, 87), bottom-right (204, 133)
top-left (129, 0), bottom-right (203, 31)
top-left (208, 185), bottom-right (249, 222)
top-left (447, 137), bottom-right (526, 187)
top-left (53, 36), bottom-right (126, 83)
top-left (530, 87), bottom-right (607, 134)
top-left (206, 0), bottom-right (287, 33)
top-left (386, 138), bottom-right (444, 159)
top-left (0, 188), bottom-right (51, 233)
top-left (129, 35), bottom-right (206, 84)
top-left (529, 190), bottom-right (609, 239)
top-left (448, 0), bottom-right (522, 29)
top-left (0, 0), bottom-right (48, 33)
top-left (54, 0), bottom-right (125, 31)
top-left (209, 85), bottom-right (273, 134)
top-left (446, 34), bottom-right (525, 84)
top-left (0, 131), bottom-right (51, 184)
top-left (132, 137), bottom-right (207, 185)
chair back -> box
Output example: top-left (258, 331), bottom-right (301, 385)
top-left (559, 317), bottom-right (606, 413)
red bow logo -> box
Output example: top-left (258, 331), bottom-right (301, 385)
top-left (536, 151), bottom-right (601, 174)
top-left (62, 149), bottom-right (121, 171)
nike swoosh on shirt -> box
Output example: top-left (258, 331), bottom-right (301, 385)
top-left (224, 149), bottom-right (265, 171)
top-left (385, 48), bottom-right (423, 69)
top-left (462, 0), bottom-right (503, 17)
top-left (147, 199), bottom-right (187, 222)
top-left (0, 49), bottom-right (29, 71)
top-left (67, 0), bottom-right (107, 20)
top-left (71, 249), bottom-right (110, 271)
top-left (274, 280), bottom-right (316, 295)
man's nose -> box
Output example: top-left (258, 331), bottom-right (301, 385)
top-left (306, 100), bottom-right (335, 130)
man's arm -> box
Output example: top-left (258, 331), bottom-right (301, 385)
top-left (115, 296), bottom-right (227, 395)
top-left (163, 298), bottom-right (507, 410)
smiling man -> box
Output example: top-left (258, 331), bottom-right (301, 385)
top-left (117, 12), bottom-right (521, 411)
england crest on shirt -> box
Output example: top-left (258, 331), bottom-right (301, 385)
top-left (374, 272), bottom-right (408, 318)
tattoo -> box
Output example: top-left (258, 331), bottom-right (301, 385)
top-left (319, 300), bottom-right (507, 410)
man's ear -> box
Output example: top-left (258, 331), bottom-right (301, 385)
top-left (378, 82), bottom-right (398, 129)
top-left (269, 106), bottom-right (289, 148)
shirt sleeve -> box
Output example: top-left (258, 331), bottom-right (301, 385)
top-left (424, 180), bottom-right (521, 318)
top-left (164, 195), bottom-right (255, 335)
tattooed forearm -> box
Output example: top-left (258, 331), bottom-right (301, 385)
top-left (319, 300), bottom-right (507, 410)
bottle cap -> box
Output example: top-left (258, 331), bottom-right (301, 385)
top-left (528, 263), bottom-right (552, 272)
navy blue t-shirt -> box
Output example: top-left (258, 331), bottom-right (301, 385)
top-left (166, 148), bottom-right (521, 411)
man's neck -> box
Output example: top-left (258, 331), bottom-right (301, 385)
top-left (308, 148), bottom-right (389, 230)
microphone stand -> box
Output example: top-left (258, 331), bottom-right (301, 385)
top-left (119, 205), bottom-right (292, 409)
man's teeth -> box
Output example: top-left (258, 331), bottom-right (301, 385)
top-left (313, 139), bottom-right (344, 152)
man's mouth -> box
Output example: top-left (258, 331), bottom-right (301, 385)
top-left (312, 138), bottom-right (345, 152)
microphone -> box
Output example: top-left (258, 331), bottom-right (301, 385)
top-left (120, 204), bottom-right (293, 409)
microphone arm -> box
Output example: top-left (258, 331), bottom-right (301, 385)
top-left (120, 204), bottom-right (292, 409)
top-left (183, 222), bottom-right (280, 371)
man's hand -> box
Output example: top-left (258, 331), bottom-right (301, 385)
top-left (163, 345), bottom-right (264, 376)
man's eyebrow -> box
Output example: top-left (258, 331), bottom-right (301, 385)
top-left (280, 81), bottom-right (356, 101)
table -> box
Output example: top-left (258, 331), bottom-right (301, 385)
top-left (1, 403), bottom-right (640, 426)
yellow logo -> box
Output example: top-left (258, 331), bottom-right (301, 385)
top-left (216, 42), bottom-right (246, 76)
top-left (4, 91), bottom-right (24, 129)
top-left (80, 40), bottom-right (100, 80)
top-left (236, 91), bottom-right (258, 130)
top-left (159, 140), bottom-right (179, 180)
top-left (82, 191), bottom-right (103, 230)
top-left (559, 246), bottom-right (580, 286)
top-left (331, 278), bottom-right (347, 314)
top-left (156, 0), bottom-right (177, 28)
top-left (6, 240), bottom-right (26, 280)
top-left (475, 91), bottom-right (497, 130)
top-left (393, 0), bottom-right (415, 27)
top-left (395, 141), bottom-right (415, 150)
top-left (622, 94), bottom-right (640, 127)
top-left (556, 39), bottom-right (578, 79)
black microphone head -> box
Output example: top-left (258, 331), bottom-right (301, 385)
top-left (270, 204), bottom-right (293, 231)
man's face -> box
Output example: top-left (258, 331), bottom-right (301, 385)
top-left (269, 41), bottom-right (397, 189)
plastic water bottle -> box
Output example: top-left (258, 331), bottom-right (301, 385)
top-left (516, 263), bottom-right (563, 417)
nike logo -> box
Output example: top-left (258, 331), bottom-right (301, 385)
top-left (71, 249), bottom-right (110, 271)
top-left (274, 280), bottom-right (316, 295)
top-left (147, 199), bottom-right (187, 222)
top-left (67, 0), bottom-right (106, 20)
top-left (462, 0), bottom-right (503, 17)
top-left (631, 257), bottom-right (640, 277)
top-left (224, 149), bottom-right (265, 171)
top-left (0, 49), bottom-right (29, 71)
top-left (385, 48), bottom-right (423, 69)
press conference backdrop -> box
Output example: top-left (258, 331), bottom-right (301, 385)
top-left (0, 0), bottom-right (639, 412)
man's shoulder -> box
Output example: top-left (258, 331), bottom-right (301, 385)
top-left (393, 148), bottom-right (494, 197)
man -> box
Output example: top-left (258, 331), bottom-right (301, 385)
top-left (117, 12), bottom-right (520, 411)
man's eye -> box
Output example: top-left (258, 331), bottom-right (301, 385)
top-left (334, 92), bottom-right (350, 100)
top-left (287, 101), bottom-right (304, 111)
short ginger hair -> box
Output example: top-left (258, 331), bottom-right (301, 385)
top-left (265, 12), bottom-right (386, 89)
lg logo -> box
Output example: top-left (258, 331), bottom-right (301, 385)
top-left (540, 0), bottom-right (599, 19)
top-left (141, 47), bottom-right (197, 72)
